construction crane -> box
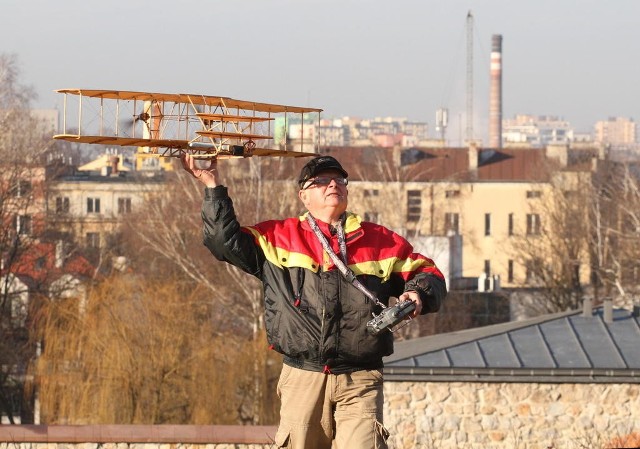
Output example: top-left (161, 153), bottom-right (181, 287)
top-left (466, 10), bottom-right (474, 144)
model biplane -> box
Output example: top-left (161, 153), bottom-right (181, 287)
top-left (53, 89), bottom-right (322, 159)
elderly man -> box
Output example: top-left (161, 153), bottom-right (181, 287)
top-left (182, 154), bottom-right (447, 449)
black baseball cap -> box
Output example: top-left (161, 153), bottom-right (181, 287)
top-left (298, 156), bottom-right (349, 187)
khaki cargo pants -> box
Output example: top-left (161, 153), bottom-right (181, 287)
top-left (274, 364), bottom-right (389, 449)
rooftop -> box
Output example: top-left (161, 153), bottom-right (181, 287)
top-left (320, 146), bottom-right (567, 183)
top-left (385, 304), bottom-right (640, 383)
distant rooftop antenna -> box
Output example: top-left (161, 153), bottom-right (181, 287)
top-left (436, 108), bottom-right (449, 144)
top-left (466, 10), bottom-right (474, 143)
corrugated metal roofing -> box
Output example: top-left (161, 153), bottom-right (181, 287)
top-left (385, 307), bottom-right (640, 383)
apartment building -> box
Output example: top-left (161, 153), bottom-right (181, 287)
top-left (594, 116), bottom-right (637, 146)
top-left (47, 162), bottom-right (167, 250)
top-left (317, 144), bottom-right (595, 290)
top-left (276, 116), bottom-right (430, 148)
top-left (502, 114), bottom-right (574, 147)
top-left (0, 165), bottom-right (48, 240)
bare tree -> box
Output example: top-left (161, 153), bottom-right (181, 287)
top-left (508, 170), bottom-right (592, 314)
top-left (121, 158), bottom-right (301, 337)
top-left (116, 156), bottom-right (303, 424)
top-left (508, 156), bottom-right (640, 315)
top-left (0, 53), bottom-right (53, 424)
top-left (589, 160), bottom-right (640, 306)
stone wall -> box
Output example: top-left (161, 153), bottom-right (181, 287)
top-left (383, 381), bottom-right (640, 449)
top-left (2, 383), bottom-right (639, 449)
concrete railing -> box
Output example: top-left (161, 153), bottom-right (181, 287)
top-left (0, 425), bottom-right (277, 448)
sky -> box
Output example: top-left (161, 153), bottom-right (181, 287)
top-left (2, 0), bottom-right (639, 145)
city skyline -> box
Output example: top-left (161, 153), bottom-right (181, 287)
top-left (3, 0), bottom-right (639, 145)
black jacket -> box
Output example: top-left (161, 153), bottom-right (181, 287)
top-left (202, 186), bottom-right (447, 373)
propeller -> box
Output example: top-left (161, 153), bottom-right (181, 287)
top-left (117, 102), bottom-right (154, 136)
top-left (135, 112), bottom-right (150, 123)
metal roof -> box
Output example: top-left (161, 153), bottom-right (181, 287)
top-left (384, 306), bottom-right (640, 383)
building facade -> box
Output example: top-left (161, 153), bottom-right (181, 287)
top-left (278, 116), bottom-right (430, 148)
top-left (594, 116), bottom-right (637, 146)
top-left (321, 144), bottom-right (595, 293)
top-left (502, 115), bottom-right (574, 147)
top-left (47, 169), bottom-right (166, 250)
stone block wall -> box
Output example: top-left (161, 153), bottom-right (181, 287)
top-left (383, 381), bottom-right (640, 449)
top-left (2, 383), bottom-right (639, 449)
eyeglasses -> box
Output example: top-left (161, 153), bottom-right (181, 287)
top-left (302, 176), bottom-right (348, 190)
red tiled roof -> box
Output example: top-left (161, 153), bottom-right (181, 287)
top-left (476, 148), bottom-right (551, 182)
top-left (320, 146), bottom-right (553, 183)
top-left (245, 145), bottom-right (594, 185)
top-left (4, 242), bottom-right (97, 284)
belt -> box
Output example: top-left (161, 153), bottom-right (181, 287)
top-left (283, 355), bottom-right (383, 374)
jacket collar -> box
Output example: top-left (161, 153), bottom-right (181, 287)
top-left (300, 211), bottom-right (364, 242)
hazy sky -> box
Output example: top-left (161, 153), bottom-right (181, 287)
top-left (2, 0), bottom-right (639, 144)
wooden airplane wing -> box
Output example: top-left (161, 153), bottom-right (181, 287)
top-left (53, 89), bottom-right (322, 159)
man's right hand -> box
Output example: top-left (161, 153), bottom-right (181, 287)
top-left (181, 154), bottom-right (220, 188)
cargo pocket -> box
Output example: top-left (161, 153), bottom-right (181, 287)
top-left (374, 420), bottom-right (390, 449)
top-left (276, 364), bottom-right (292, 398)
top-left (274, 425), bottom-right (291, 448)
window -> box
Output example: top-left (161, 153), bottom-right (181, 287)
top-left (406, 190), bottom-right (422, 222)
top-left (445, 190), bottom-right (461, 198)
top-left (14, 215), bottom-right (31, 235)
top-left (508, 260), bottom-right (514, 283)
top-left (87, 197), bottom-right (101, 213)
top-left (11, 294), bottom-right (28, 327)
top-left (56, 197), bottom-right (70, 214)
top-left (363, 189), bottom-right (379, 197)
top-left (86, 232), bottom-right (100, 248)
top-left (508, 213), bottom-right (514, 236)
top-left (480, 260), bottom-right (492, 291)
top-left (525, 258), bottom-right (543, 284)
top-left (118, 197), bottom-right (132, 214)
top-left (444, 212), bottom-right (459, 235)
top-left (526, 190), bottom-right (542, 198)
top-left (526, 213), bottom-right (541, 235)
top-left (11, 180), bottom-right (31, 198)
top-left (525, 261), bottom-right (533, 283)
top-left (484, 213), bottom-right (491, 236)
top-left (363, 212), bottom-right (379, 223)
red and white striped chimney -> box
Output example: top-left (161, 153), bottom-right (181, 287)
top-left (489, 34), bottom-right (503, 148)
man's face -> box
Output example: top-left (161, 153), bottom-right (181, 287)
top-left (298, 169), bottom-right (348, 219)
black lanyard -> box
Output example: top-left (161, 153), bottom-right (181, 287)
top-left (306, 214), bottom-right (385, 309)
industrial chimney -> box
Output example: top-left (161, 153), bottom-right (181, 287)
top-left (489, 34), bottom-right (503, 148)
